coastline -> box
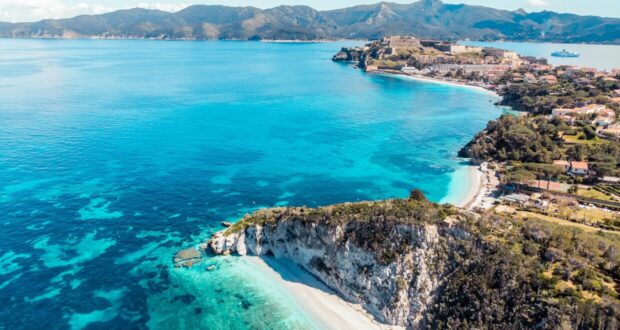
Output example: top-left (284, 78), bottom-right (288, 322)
top-left (370, 69), bottom-right (503, 210)
top-left (439, 161), bottom-right (500, 210)
top-left (245, 256), bottom-right (402, 330)
top-left (371, 70), bottom-right (501, 97)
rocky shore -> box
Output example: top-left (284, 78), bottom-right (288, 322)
top-left (175, 197), bottom-right (619, 329)
top-left (190, 202), bottom-right (464, 328)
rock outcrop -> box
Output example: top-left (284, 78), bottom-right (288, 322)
top-left (173, 247), bottom-right (203, 268)
top-left (204, 202), bottom-right (465, 328)
top-left (185, 199), bottom-right (620, 329)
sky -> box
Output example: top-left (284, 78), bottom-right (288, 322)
top-left (0, 0), bottom-right (618, 23)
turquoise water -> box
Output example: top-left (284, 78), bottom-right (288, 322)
top-left (0, 39), bottom-right (502, 329)
top-left (462, 41), bottom-right (620, 71)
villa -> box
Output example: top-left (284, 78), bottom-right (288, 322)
top-left (601, 124), bottom-right (620, 137)
top-left (570, 161), bottom-right (589, 176)
top-left (553, 160), bottom-right (589, 176)
top-left (552, 104), bottom-right (609, 117)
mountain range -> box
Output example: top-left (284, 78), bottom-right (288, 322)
top-left (1, 0), bottom-right (619, 44)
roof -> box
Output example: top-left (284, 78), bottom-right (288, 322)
top-left (571, 161), bottom-right (589, 170)
top-left (501, 193), bottom-right (530, 203)
top-left (553, 160), bottom-right (570, 166)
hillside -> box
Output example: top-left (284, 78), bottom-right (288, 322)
top-left (197, 195), bottom-right (620, 328)
top-left (1, 0), bottom-right (619, 43)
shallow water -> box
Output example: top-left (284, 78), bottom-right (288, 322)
top-left (0, 39), bottom-right (501, 329)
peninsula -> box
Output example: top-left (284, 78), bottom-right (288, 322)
top-left (176, 193), bottom-right (619, 328)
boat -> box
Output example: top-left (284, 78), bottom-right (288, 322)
top-left (551, 49), bottom-right (580, 58)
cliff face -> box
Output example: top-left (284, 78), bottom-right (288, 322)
top-left (193, 199), bottom-right (620, 329)
top-left (207, 216), bottom-right (452, 327)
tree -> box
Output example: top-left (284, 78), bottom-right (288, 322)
top-left (582, 125), bottom-right (597, 140)
top-left (409, 189), bottom-right (428, 202)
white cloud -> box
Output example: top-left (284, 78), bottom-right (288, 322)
top-left (526, 0), bottom-right (550, 7)
top-left (0, 1), bottom-right (189, 23)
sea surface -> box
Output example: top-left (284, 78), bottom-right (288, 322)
top-left (462, 41), bottom-right (620, 70)
top-left (0, 39), bottom-right (502, 329)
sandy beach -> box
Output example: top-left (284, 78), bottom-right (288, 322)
top-left (246, 256), bottom-right (403, 330)
top-left (451, 165), bottom-right (483, 208)
top-left (376, 71), bottom-right (500, 97)
top-left (463, 162), bottom-right (500, 210)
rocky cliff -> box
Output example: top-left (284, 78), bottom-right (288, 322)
top-left (207, 208), bottom-right (448, 327)
top-left (184, 197), bottom-right (620, 329)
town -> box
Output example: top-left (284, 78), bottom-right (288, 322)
top-left (335, 36), bottom-right (620, 233)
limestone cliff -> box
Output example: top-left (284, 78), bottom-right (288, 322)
top-left (189, 198), bottom-right (619, 329)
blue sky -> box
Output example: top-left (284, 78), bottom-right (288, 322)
top-left (1, 1), bottom-right (618, 22)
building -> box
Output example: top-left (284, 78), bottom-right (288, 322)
top-left (593, 108), bottom-right (616, 126)
top-left (552, 104), bottom-right (608, 117)
top-left (570, 161), bottom-right (589, 176)
top-left (384, 36), bottom-right (421, 49)
top-left (552, 108), bottom-right (577, 116)
top-left (401, 67), bottom-right (420, 74)
top-left (522, 56), bottom-right (548, 65)
top-left (553, 160), bottom-right (570, 171)
top-left (434, 43), bottom-right (468, 54)
top-left (430, 64), bottom-right (511, 76)
top-left (614, 89), bottom-right (620, 97)
top-left (554, 160), bottom-right (589, 176)
top-left (601, 125), bottom-right (620, 137)
top-left (500, 193), bottom-right (530, 207)
top-left (482, 48), bottom-right (518, 60)
top-left (594, 116), bottom-right (615, 127)
top-left (524, 73), bottom-right (537, 83)
top-left (540, 75), bottom-right (558, 85)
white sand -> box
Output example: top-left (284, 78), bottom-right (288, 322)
top-left (466, 163), bottom-right (500, 210)
top-left (245, 256), bottom-right (403, 330)
top-left (378, 72), bottom-right (500, 97)
top-left (453, 165), bottom-right (483, 208)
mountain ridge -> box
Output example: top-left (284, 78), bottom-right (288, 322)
top-left (1, 1), bottom-right (619, 44)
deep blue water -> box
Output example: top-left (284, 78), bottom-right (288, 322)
top-left (0, 39), bottom-right (502, 329)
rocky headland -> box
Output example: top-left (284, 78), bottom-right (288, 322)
top-left (178, 194), bottom-right (619, 329)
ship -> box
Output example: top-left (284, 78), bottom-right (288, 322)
top-left (551, 49), bottom-right (580, 58)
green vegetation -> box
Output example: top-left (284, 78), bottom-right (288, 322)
top-left (498, 72), bottom-right (620, 115)
top-left (575, 188), bottom-right (616, 202)
top-left (4, 2), bottom-right (620, 43)
top-left (460, 115), bottom-right (620, 179)
top-left (222, 194), bottom-right (620, 328)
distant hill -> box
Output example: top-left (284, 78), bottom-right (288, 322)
top-left (1, 0), bottom-right (619, 44)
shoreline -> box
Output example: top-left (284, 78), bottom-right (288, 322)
top-left (370, 69), bottom-right (501, 97)
top-left (447, 165), bottom-right (483, 208)
top-left (464, 162), bottom-right (500, 210)
top-left (245, 256), bottom-right (402, 330)
top-left (370, 69), bottom-right (503, 210)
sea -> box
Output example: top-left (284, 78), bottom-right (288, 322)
top-left (462, 41), bottom-right (620, 71)
top-left (0, 38), bottom-right (510, 329)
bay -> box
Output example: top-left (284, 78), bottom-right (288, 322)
top-left (462, 40), bottom-right (620, 70)
top-left (0, 39), bottom-right (502, 329)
